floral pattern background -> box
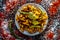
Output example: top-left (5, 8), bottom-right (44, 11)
top-left (0, 0), bottom-right (60, 40)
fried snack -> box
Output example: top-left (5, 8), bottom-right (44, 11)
top-left (16, 4), bottom-right (48, 34)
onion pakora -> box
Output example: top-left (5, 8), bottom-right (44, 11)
top-left (16, 4), bottom-right (48, 34)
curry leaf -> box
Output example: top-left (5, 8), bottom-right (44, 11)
top-left (32, 21), bottom-right (39, 25)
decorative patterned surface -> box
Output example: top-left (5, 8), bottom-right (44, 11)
top-left (0, 0), bottom-right (60, 40)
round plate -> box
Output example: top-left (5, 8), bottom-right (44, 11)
top-left (15, 3), bottom-right (48, 36)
